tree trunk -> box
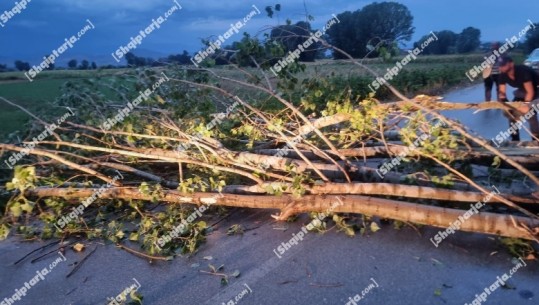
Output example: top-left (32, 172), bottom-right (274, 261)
top-left (25, 187), bottom-right (539, 241)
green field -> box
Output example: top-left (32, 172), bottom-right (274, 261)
top-left (0, 69), bottom-right (134, 140)
top-left (0, 54), bottom-right (520, 141)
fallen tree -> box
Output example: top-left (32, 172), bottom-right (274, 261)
top-left (23, 187), bottom-right (539, 241)
top-left (0, 40), bottom-right (538, 256)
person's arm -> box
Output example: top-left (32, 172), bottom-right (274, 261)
top-left (523, 81), bottom-right (535, 102)
top-left (498, 83), bottom-right (507, 101)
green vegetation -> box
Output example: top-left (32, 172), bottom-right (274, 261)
top-left (0, 55), bottom-right (536, 259)
top-left (0, 69), bottom-right (136, 140)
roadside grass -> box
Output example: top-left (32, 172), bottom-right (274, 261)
top-left (0, 78), bottom-right (67, 140)
top-left (0, 70), bottom-right (138, 141)
top-left (0, 53), bottom-right (521, 140)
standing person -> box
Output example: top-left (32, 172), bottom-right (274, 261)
top-left (497, 55), bottom-right (539, 141)
top-left (484, 42), bottom-right (501, 101)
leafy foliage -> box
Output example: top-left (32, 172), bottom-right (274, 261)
top-left (456, 27), bottom-right (481, 54)
top-left (327, 2), bottom-right (414, 59)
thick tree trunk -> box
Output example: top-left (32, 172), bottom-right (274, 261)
top-left (223, 182), bottom-right (537, 204)
top-left (25, 187), bottom-right (539, 241)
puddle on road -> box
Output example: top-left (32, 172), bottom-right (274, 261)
top-left (441, 84), bottom-right (532, 141)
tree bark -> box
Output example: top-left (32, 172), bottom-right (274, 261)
top-left (24, 187), bottom-right (539, 241)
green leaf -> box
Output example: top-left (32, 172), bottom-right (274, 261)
top-left (9, 202), bottom-right (22, 217)
top-left (115, 231), bottom-right (125, 239)
top-left (344, 227), bottom-right (355, 237)
top-left (129, 290), bottom-right (143, 304)
top-left (0, 224), bottom-right (10, 240)
top-left (139, 182), bottom-right (150, 195)
top-left (129, 232), bottom-right (139, 241)
top-left (492, 156), bottom-right (501, 167)
top-left (20, 202), bottom-right (34, 214)
top-left (370, 222), bottom-right (381, 233)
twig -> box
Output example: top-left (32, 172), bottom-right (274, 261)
top-left (277, 279), bottom-right (299, 285)
top-left (14, 240), bottom-right (60, 265)
top-left (0, 144), bottom-right (120, 186)
top-left (199, 270), bottom-right (228, 278)
top-left (309, 282), bottom-right (343, 288)
top-left (30, 240), bottom-right (77, 263)
top-left (115, 243), bottom-right (170, 261)
top-left (66, 245), bottom-right (98, 278)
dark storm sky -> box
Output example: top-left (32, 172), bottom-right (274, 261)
top-left (0, 0), bottom-right (537, 66)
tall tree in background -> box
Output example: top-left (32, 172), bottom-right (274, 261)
top-left (524, 22), bottom-right (539, 52)
top-left (168, 50), bottom-right (192, 65)
top-left (67, 59), bottom-right (78, 70)
top-left (44, 55), bottom-right (55, 70)
top-left (270, 21), bottom-right (319, 62)
top-left (414, 30), bottom-right (457, 55)
top-left (326, 11), bottom-right (358, 59)
top-left (14, 60), bottom-right (30, 71)
top-left (456, 27), bottom-right (481, 53)
top-left (227, 34), bottom-right (268, 67)
top-left (327, 2), bottom-right (414, 59)
top-left (79, 60), bottom-right (90, 70)
top-left (125, 52), bottom-right (151, 67)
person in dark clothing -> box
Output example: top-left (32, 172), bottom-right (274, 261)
top-left (484, 42), bottom-right (501, 101)
top-left (498, 55), bottom-right (539, 141)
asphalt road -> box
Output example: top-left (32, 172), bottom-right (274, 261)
top-left (0, 207), bottom-right (537, 305)
top-left (1, 84), bottom-right (538, 305)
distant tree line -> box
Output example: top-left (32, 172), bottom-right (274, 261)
top-left (67, 59), bottom-right (98, 70)
top-left (1, 3), bottom-right (538, 73)
top-left (525, 22), bottom-right (539, 52)
top-left (413, 27), bottom-right (482, 55)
